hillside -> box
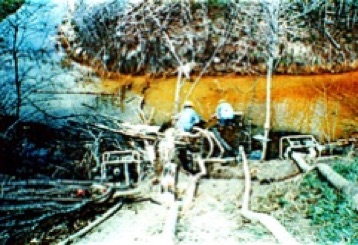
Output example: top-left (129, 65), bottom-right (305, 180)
top-left (58, 0), bottom-right (358, 141)
top-left (97, 70), bottom-right (358, 142)
top-left (59, 0), bottom-right (358, 76)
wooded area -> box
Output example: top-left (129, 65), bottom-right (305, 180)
top-left (0, 0), bottom-right (357, 244)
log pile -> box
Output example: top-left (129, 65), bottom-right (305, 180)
top-left (0, 103), bottom-right (251, 244)
top-left (0, 178), bottom-right (114, 244)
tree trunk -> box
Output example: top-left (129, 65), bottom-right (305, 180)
top-left (261, 56), bottom-right (273, 161)
top-left (13, 26), bottom-right (20, 119)
top-left (173, 69), bottom-right (182, 115)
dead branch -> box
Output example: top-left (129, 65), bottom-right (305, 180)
top-left (94, 123), bottom-right (159, 140)
top-left (58, 200), bottom-right (124, 245)
top-left (182, 155), bottom-right (207, 211)
top-left (137, 96), bottom-right (155, 125)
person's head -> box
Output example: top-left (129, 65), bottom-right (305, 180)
top-left (183, 100), bottom-right (194, 108)
top-left (219, 99), bottom-right (226, 104)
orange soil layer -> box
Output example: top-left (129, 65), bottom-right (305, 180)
top-left (100, 71), bottom-right (358, 140)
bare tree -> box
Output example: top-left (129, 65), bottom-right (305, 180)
top-left (59, 0), bottom-right (358, 160)
top-left (0, 1), bottom-right (57, 119)
top-left (230, 0), bottom-right (323, 160)
top-left (62, 0), bottom-right (236, 115)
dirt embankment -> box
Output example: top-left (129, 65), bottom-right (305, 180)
top-left (57, 1), bottom-right (358, 141)
top-left (99, 70), bottom-right (358, 141)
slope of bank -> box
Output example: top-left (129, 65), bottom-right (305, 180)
top-left (99, 70), bottom-right (358, 141)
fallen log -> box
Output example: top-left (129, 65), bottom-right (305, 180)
top-left (0, 201), bottom-right (88, 229)
top-left (57, 200), bottom-right (124, 245)
top-left (0, 202), bottom-right (86, 212)
top-left (2, 179), bottom-right (94, 186)
top-left (240, 147), bottom-right (300, 245)
top-left (291, 152), bottom-right (358, 210)
top-left (0, 195), bottom-right (86, 203)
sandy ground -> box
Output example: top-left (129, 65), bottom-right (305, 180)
top-left (72, 178), bottom-right (288, 245)
top-left (176, 179), bottom-right (278, 245)
top-left (72, 199), bottom-right (168, 245)
top-left (68, 157), bottom-right (338, 245)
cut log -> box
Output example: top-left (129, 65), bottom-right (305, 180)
top-left (0, 201), bottom-right (88, 229)
top-left (291, 152), bottom-right (358, 210)
top-left (316, 163), bottom-right (358, 210)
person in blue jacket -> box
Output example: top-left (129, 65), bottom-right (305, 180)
top-left (174, 100), bottom-right (201, 132)
top-left (214, 99), bottom-right (235, 127)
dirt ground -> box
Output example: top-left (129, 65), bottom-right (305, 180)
top-left (71, 159), bottom-right (321, 245)
top-left (176, 179), bottom-right (279, 245)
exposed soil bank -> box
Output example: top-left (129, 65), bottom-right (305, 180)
top-left (100, 70), bottom-right (358, 141)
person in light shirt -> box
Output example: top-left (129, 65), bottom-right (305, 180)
top-left (174, 100), bottom-right (201, 132)
top-left (213, 99), bottom-right (235, 127)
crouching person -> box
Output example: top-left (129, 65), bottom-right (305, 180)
top-left (213, 99), bottom-right (235, 128)
top-left (174, 100), bottom-right (202, 133)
